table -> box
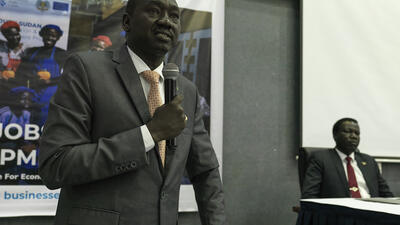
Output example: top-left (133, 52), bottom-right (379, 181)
top-left (296, 198), bottom-right (400, 225)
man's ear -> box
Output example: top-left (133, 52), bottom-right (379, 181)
top-left (122, 14), bottom-right (131, 32)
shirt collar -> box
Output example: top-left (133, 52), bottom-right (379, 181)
top-left (335, 148), bottom-right (355, 162)
top-left (126, 45), bottom-right (164, 81)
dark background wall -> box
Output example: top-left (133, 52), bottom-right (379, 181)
top-left (382, 164), bottom-right (400, 197)
top-left (223, 0), bottom-right (300, 224)
top-left (1, 0), bottom-right (399, 225)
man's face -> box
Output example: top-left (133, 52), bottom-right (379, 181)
top-left (3, 27), bottom-right (21, 48)
top-left (42, 28), bottom-right (60, 48)
top-left (334, 121), bottom-right (360, 155)
top-left (123, 0), bottom-right (181, 57)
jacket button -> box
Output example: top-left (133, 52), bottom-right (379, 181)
top-left (160, 191), bottom-right (167, 200)
top-left (130, 161), bottom-right (137, 168)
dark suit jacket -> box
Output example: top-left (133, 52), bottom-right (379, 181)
top-left (301, 148), bottom-right (393, 199)
top-left (38, 46), bottom-right (225, 225)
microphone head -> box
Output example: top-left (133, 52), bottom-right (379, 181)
top-left (163, 63), bottom-right (180, 80)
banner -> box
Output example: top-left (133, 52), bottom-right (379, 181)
top-left (0, 0), bottom-right (224, 216)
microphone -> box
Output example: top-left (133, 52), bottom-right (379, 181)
top-left (163, 63), bottom-right (179, 148)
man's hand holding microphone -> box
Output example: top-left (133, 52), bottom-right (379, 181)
top-left (147, 95), bottom-right (187, 142)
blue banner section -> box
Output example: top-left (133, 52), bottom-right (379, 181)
top-left (0, 0), bottom-right (70, 16)
top-left (53, 1), bottom-right (68, 12)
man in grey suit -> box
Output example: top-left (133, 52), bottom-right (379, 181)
top-left (302, 118), bottom-right (393, 199)
top-left (38, 0), bottom-right (226, 224)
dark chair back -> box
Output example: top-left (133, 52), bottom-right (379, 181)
top-left (298, 147), bottom-right (331, 191)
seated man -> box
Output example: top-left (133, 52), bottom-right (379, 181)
top-left (302, 118), bottom-right (394, 199)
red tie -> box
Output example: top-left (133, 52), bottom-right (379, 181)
top-left (346, 156), bottom-right (361, 198)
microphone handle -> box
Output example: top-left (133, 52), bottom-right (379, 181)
top-left (165, 79), bottom-right (177, 149)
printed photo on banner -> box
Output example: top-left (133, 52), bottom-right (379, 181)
top-left (0, 0), bottom-right (71, 186)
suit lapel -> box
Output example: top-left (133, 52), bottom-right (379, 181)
top-left (113, 46), bottom-right (165, 175)
top-left (113, 46), bottom-right (151, 124)
top-left (331, 149), bottom-right (350, 196)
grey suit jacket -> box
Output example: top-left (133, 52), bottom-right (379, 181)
top-left (301, 148), bottom-right (393, 199)
top-left (38, 46), bottom-right (225, 225)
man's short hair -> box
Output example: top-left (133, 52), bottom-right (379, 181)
top-left (126, 0), bottom-right (136, 15)
top-left (332, 117), bottom-right (358, 135)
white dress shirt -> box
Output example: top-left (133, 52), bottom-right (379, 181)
top-left (335, 149), bottom-right (371, 198)
top-left (127, 46), bottom-right (165, 152)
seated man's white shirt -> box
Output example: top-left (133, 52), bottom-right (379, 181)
top-left (335, 149), bottom-right (371, 198)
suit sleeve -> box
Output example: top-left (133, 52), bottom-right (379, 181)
top-left (186, 90), bottom-right (226, 225)
top-left (301, 156), bottom-right (323, 199)
top-left (38, 54), bottom-right (148, 190)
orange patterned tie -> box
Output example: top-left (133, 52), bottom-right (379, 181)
top-left (141, 70), bottom-right (166, 166)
